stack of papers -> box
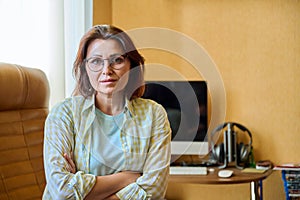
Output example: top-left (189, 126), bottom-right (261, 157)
top-left (241, 168), bottom-right (267, 173)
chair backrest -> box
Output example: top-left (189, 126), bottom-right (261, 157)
top-left (0, 63), bottom-right (49, 200)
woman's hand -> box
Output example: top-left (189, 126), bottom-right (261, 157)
top-left (85, 171), bottom-right (141, 200)
top-left (63, 152), bottom-right (76, 174)
top-left (121, 171), bottom-right (141, 185)
top-left (63, 152), bottom-right (141, 199)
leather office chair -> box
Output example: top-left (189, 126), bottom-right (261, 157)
top-left (0, 63), bottom-right (50, 199)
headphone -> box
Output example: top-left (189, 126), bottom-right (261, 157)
top-left (210, 122), bottom-right (252, 168)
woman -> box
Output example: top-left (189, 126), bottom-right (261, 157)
top-left (43, 25), bottom-right (171, 200)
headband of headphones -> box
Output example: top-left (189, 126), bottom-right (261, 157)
top-left (210, 122), bottom-right (252, 147)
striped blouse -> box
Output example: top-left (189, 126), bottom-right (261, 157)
top-left (42, 95), bottom-right (171, 200)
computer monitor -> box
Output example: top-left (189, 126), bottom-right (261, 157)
top-left (142, 80), bottom-right (209, 158)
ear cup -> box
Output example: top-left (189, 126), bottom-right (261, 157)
top-left (212, 143), bottom-right (225, 163)
top-left (238, 142), bottom-right (251, 162)
top-left (241, 144), bottom-right (251, 162)
top-left (210, 123), bottom-right (227, 163)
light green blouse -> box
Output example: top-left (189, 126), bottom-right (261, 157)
top-left (42, 95), bottom-right (171, 200)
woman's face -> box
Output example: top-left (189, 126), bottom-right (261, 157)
top-left (85, 39), bottom-right (130, 97)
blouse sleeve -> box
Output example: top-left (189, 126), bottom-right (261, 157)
top-left (116, 104), bottom-right (171, 200)
top-left (43, 101), bottom-right (96, 199)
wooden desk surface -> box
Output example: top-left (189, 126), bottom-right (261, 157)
top-left (169, 167), bottom-right (273, 184)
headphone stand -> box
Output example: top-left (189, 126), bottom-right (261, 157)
top-left (218, 123), bottom-right (245, 169)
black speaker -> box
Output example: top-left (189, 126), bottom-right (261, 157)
top-left (210, 122), bottom-right (252, 169)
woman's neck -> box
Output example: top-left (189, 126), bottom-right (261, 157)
top-left (95, 92), bottom-right (125, 116)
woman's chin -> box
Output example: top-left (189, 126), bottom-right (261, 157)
top-left (96, 88), bottom-right (125, 97)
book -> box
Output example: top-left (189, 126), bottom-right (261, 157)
top-left (281, 169), bottom-right (300, 198)
top-left (273, 163), bottom-right (300, 171)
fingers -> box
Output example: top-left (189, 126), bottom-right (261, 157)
top-left (64, 152), bottom-right (76, 174)
top-left (67, 152), bottom-right (76, 170)
top-left (65, 162), bottom-right (74, 173)
top-left (120, 171), bottom-right (141, 183)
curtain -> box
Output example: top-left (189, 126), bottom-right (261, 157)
top-left (0, 0), bottom-right (93, 107)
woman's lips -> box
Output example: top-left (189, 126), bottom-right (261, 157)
top-left (100, 79), bottom-right (117, 84)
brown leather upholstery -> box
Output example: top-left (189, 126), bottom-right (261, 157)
top-left (0, 63), bottom-right (49, 200)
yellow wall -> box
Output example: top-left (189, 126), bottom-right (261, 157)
top-left (93, 0), bottom-right (300, 199)
top-left (93, 0), bottom-right (111, 25)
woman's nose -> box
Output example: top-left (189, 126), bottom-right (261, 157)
top-left (101, 60), bottom-right (113, 74)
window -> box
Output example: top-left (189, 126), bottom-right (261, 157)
top-left (0, 0), bottom-right (93, 107)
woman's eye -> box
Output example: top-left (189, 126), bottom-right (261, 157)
top-left (91, 58), bottom-right (102, 65)
top-left (113, 56), bottom-right (125, 64)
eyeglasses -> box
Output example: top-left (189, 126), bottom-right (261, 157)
top-left (85, 54), bottom-right (127, 72)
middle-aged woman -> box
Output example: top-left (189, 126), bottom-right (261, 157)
top-left (42, 25), bottom-right (171, 200)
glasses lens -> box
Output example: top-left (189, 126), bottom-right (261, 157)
top-left (87, 57), bottom-right (102, 71)
top-left (111, 55), bottom-right (126, 66)
top-left (86, 54), bottom-right (126, 71)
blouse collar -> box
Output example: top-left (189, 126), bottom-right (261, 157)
top-left (82, 94), bottom-right (136, 118)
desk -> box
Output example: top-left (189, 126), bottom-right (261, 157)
top-left (169, 167), bottom-right (272, 200)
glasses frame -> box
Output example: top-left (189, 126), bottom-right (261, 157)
top-left (85, 54), bottom-right (128, 72)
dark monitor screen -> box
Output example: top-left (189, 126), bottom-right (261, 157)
top-left (142, 81), bottom-right (208, 142)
